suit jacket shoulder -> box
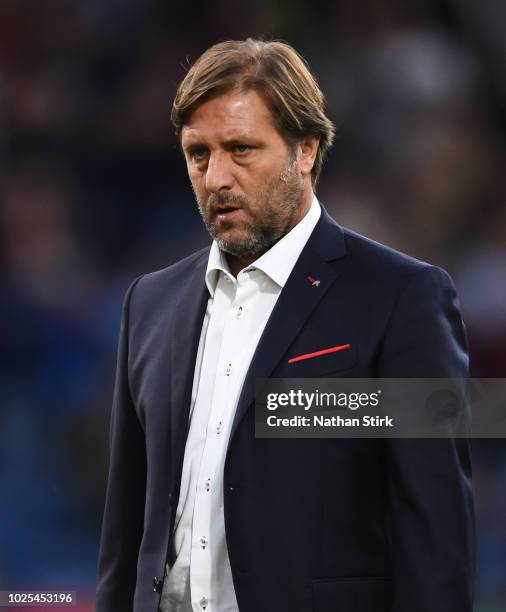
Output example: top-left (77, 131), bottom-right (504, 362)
top-left (341, 225), bottom-right (453, 290)
top-left (126, 246), bottom-right (210, 329)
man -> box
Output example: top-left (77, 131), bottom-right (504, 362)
top-left (96, 39), bottom-right (474, 612)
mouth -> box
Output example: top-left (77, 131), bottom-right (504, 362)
top-left (213, 206), bottom-right (243, 221)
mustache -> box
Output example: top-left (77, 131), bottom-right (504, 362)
top-left (207, 192), bottom-right (248, 211)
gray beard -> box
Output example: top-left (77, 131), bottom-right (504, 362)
top-left (196, 156), bottom-right (303, 261)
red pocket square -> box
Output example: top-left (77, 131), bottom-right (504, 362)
top-left (288, 343), bottom-right (351, 364)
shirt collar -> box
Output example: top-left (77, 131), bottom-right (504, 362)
top-left (205, 243), bottom-right (233, 296)
top-left (205, 195), bottom-right (321, 295)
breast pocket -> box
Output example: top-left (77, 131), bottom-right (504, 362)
top-left (286, 343), bottom-right (357, 378)
top-left (312, 576), bottom-right (392, 612)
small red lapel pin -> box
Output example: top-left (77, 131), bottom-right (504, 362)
top-left (307, 275), bottom-right (320, 287)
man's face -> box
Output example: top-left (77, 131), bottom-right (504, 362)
top-left (181, 89), bottom-right (307, 262)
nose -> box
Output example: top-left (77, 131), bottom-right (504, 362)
top-left (205, 151), bottom-right (234, 193)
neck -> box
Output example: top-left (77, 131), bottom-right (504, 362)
top-left (226, 253), bottom-right (255, 277)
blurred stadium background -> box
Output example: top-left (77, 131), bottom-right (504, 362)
top-left (0, 1), bottom-right (505, 610)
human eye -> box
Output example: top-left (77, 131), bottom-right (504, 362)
top-left (232, 144), bottom-right (253, 155)
top-left (188, 147), bottom-right (209, 162)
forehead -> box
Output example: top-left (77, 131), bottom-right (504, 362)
top-left (181, 89), bottom-right (279, 143)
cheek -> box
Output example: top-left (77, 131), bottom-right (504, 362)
top-left (240, 168), bottom-right (275, 196)
top-left (188, 172), bottom-right (206, 199)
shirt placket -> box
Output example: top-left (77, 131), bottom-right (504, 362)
top-left (190, 274), bottom-right (237, 612)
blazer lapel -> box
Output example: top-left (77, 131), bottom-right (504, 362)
top-left (169, 250), bottom-right (209, 483)
top-left (228, 207), bottom-right (347, 446)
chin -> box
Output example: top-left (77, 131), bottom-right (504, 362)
top-left (216, 235), bottom-right (245, 253)
top-left (215, 226), bottom-right (247, 243)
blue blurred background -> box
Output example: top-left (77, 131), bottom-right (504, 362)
top-left (0, 1), bottom-right (505, 610)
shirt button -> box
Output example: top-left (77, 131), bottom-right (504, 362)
top-left (205, 478), bottom-right (211, 491)
top-left (225, 363), bottom-right (232, 376)
top-left (216, 421), bottom-right (223, 434)
top-left (200, 597), bottom-right (208, 609)
top-left (236, 306), bottom-right (243, 318)
top-left (200, 536), bottom-right (208, 549)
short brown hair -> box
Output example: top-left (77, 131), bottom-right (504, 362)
top-left (171, 38), bottom-right (335, 187)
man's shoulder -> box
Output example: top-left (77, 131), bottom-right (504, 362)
top-left (125, 246), bottom-right (210, 312)
top-left (141, 246), bottom-right (210, 286)
top-left (309, 211), bottom-right (457, 305)
top-left (339, 225), bottom-right (448, 283)
top-left (316, 207), bottom-right (440, 281)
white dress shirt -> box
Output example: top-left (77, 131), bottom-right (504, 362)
top-left (159, 196), bottom-right (321, 612)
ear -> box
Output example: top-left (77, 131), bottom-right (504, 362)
top-left (297, 136), bottom-right (320, 177)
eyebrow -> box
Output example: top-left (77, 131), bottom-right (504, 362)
top-left (182, 142), bottom-right (207, 152)
top-left (182, 135), bottom-right (262, 152)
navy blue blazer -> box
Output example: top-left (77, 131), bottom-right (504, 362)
top-left (96, 206), bottom-right (474, 612)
